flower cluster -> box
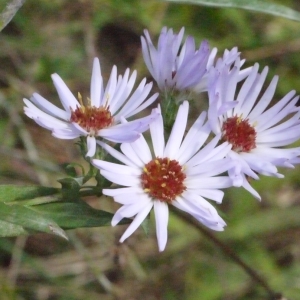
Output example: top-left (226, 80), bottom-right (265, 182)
top-left (24, 27), bottom-right (300, 251)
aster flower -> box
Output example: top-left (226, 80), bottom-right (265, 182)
top-left (208, 60), bottom-right (300, 199)
top-left (24, 58), bottom-right (159, 157)
top-left (193, 46), bottom-right (252, 93)
top-left (92, 101), bottom-right (234, 251)
top-left (141, 27), bottom-right (210, 94)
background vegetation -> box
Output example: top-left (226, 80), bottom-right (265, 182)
top-left (0, 0), bottom-right (300, 299)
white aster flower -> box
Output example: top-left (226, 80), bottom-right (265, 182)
top-left (208, 60), bottom-right (300, 199)
top-left (141, 27), bottom-right (210, 93)
top-left (24, 58), bottom-right (159, 157)
top-left (92, 101), bottom-right (234, 251)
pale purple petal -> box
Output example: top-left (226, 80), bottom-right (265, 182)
top-left (29, 94), bottom-right (69, 120)
top-left (241, 175), bottom-right (261, 200)
top-left (194, 189), bottom-right (224, 204)
top-left (109, 69), bottom-right (136, 114)
top-left (52, 128), bottom-right (80, 139)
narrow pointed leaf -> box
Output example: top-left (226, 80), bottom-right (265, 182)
top-left (0, 185), bottom-right (130, 237)
top-left (32, 200), bottom-right (131, 229)
top-left (165, 0), bottom-right (300, 22)
top-left (0, 185), bottom-right (59, 203)
top-left (0, 0), bottom-right (26, 31)
top-left (0, 219), bottom-right (29, 237)
top-left (0, 202), bottom-right (67, 239)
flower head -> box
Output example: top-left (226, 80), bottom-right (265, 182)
top-left (193, 46), bottom-right (252, 93)
top-left (93, 101), bottom-right (233, 251)
top-left (141, 27), bottom-right (210, 93)
top-left (208, 60), bottom-right (300, 199)
top-left (24, 58), bottom-right (159, 157)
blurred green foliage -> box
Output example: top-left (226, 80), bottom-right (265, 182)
top-left (0, 0), bottom-right (300, 299)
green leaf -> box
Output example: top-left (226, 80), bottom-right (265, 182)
top-left (164, 0), bottom-right (300, 22)
top-left (61, 163), bottom-right (78, 178)
top-left (0, 0), bottom-right (26, 31)
top-left (32, 199), bottom-right (131, 229)
top-left (0, 185), bottom-right (130, 238)
top-left (0, 185), bottom-right (67, 238)
top-left (0, 219), bottom-right (29, 237)
top-left (141, 214), bottom-right (150, 237)
top-left (58, 178), bottom-right (82, 200)
top-left (0, 185), bottom-right (59, 203)
top-left (0, 202), bottom-right (67, 239)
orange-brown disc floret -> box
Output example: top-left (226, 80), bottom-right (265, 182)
top-left (141, 157), bottom-right (186, 203)
top-left (70, 103), bottom-right (113, 136)
top-left (222, 116), bottom-right (256, 152)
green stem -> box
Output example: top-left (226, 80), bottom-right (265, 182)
top-left (161, 92), bottom-right (179, 135)
top-left (79, 187), bottom-right (103, 197)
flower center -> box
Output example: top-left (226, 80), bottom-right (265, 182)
top-left (140, 157), bottom-right (186, 203)
top-left (221, 116), bottom-right (256, 152)
top-left (70, 93), bottom-right (113, 135)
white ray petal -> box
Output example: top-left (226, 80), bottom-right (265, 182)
top-left (154, 201), bottom-right (169, 252)
top-left (92, 159), bottom-right (141, 175)
top-left (185, 176), bottom-right (233, 189)
top-left (51, 74), bottom-right (78, 111)
top-left (117, 198), bottom-right (152, 219)
top-left (86, 136), bottom-right (96, 157)
top-left (103, 187), bottom-right (143, 197)
top-left (247, 75), bottom-right (278, 121)
top-left (177, 112), bottom-right (209, 164)
top-left (90, 58), bottom-right (102, 107)
top-left (119, 202), bottom-right (153, 242)
top-left (193, 189), bottom-right (224, 203)
top-left (164, 101), bottom-right (189, 159)
top-left (100, 170), bottom-right (140, 186)
top-left (130, 132), bottom-right (153, 164)
top-left (120, 143), bottom-right (145, 168)
top-left (29, 94), bottom-right (69, 120)
top-left (114, 193), bottom-right (150, 205)
top-left (150, 109), bottom-right (165, 157)
top-left (97, 141), bottom-right (138, 168)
